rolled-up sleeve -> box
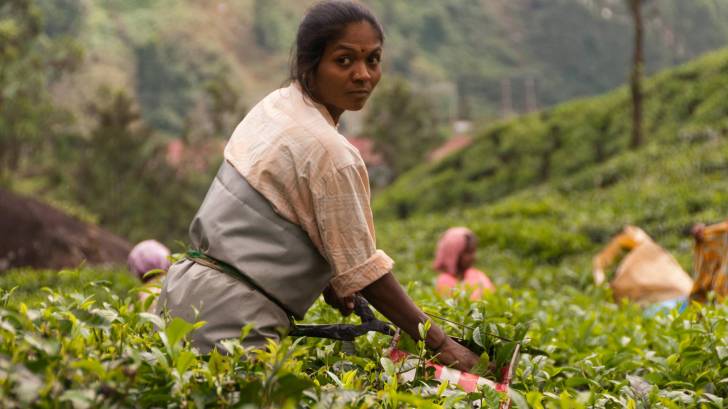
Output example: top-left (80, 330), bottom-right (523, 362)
top-left (314, 164), bottom-right (394, 297)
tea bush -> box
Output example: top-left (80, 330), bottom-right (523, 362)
top-left (1, 269), bottom-right (727, 408)
top-left (374, 49), bottom-right (728, 219)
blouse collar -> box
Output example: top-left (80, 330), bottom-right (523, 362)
top-left (289, 82), bottom-right (338, 129)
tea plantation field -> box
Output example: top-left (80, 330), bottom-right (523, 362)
top-left (3, 50), bottom-right (728, 408)
top-left (2, 133), bottom-right (728, 407)
top-left (1, 262), bottom-right (726, 408)
top-left (374, 49), bottom-right (728, 220)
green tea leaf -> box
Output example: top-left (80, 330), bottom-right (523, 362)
top-left (138, 312), bottom-right (165, 329)
top-left (165, 317), bottom-right (196, 347)
top-left (175, 350), bottom-right (197, 374)
top-left (380, 357), bottom-right (395, 376)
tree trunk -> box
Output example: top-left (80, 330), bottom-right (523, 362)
top-left (629, 0), bottom-right (644, 149)
top-left (500, 77), bottom-right (514, 118)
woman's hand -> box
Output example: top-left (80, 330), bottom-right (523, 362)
top-left (433, 338), bottom-right (479, 372)
top-left (593, 268), bottom-right (606, 285)
top-left (322, 285), bottom-right (355, 316)
top-left (360, 273), bottom-right (480, 373)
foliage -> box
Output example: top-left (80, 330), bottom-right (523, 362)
top-left (3, 2), bottom-right (728, 407)
top-left (201, 69), bottom-right (247, 139)
top-left (4, 118), bottom-right (728, 407)
top-left (365, 0), bottom-right (728, 118)
top-left (252, 0), bottom-right (298, 53)
top-left (72, 88), bottom-right (213, 243)
top-left (364, 77), bottom-right (445, 179)
top-left (1, 264), bottom-right (727, 407)
top-left (36, 0), bottom-right (85, 37)
top-left (0, 0), bottom-right (81, 181)
top-left (376, 137), bottom-right (728, 295)
top-left (7, 2), bottom-right (727, 245)
top-left (33, 0), bottom-right (728, 136)
top-left (374, 48), bottom-right (728, 219)
top-left (134, 39), bottom-right (201, 134)
top-left (0, 267), bottom-right (138, 306)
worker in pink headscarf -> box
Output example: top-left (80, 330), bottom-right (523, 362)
top-left (433, 227), bottom-right (495, 300)
top-left (128, 239), bottom-right (171, 307)
top-left (128, 239), bottom-right (171, 281)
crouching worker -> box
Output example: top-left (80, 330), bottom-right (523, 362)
top-left (592, 225), bottom-right (693, 314)
top-left (155, 1), bottom-right (477, 372)
top-left (434, 227), bottom-right (495, 301)
top-left (128, 239), bottom-right (171, 307)
top-left (690, 220), bottom-right (728, 303)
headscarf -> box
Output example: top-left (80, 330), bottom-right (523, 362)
top-left (433, 227), bottom-right (474, 276)
top-left (128, 240), bottom-right (171, 281)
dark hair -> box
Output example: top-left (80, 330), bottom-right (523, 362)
top-left (290, 0), bottom-right (384, 101)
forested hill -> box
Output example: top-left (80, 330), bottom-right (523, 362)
top-left (373, 48), bottom-right (728, 220)
top-left (42, 0), bottom-right (728, 135)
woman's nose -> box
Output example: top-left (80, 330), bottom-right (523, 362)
top-left (352, 62), bottom-right (371, 81)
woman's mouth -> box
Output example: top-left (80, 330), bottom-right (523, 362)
top-left (348, 90), bottom-right (370, 97)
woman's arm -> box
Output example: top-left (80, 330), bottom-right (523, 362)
top-left (360, 272), bottom-right (479, 372)
top-left (310, 165), bottom-right (477, 370)
top-left (592, 227), bottom-right (643, 284)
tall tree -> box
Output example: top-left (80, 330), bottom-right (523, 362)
top-left (364, 78), bottom-right (443, 180)
top-left (0, 1), bottom-right (44, 178)
top-left (628, 0), bottom-right (645, 149)
top-left (0, 0), bottom-right (80, 181)
top-left (203, 70), bottom-right (246, 138)
top-left (74, 88), bottom-right (215, 243)
top-left (74, 90), bottom-right (153, 230)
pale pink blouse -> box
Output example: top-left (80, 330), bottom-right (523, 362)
top-left (224, 83), bottom-right (393, 297)
top-left (435, 268), bottom-right (495, 301)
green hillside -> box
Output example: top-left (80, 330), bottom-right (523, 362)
top-left (379, 136), bottom-right (728, 288)
top-left (41, 0), bottom-right (728, 135)
top-left (370, 49), bottom-right (728, 320)
top-left (374, 48), bottom-right (728, 221)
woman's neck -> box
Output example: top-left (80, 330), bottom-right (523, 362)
top-left (323, 104), bottom-right (343, 125)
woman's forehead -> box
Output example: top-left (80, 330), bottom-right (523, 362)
top-left (329, 21), bottom-right (382, 53)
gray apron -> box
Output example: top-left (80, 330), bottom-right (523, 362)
top-left (157, 160), bottom-right (332, 353)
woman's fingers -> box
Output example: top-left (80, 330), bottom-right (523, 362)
top-left (435, 338), bottom-right (479, 372)
top-left (322, 285), bottom-right (355, 316)
top-left (340, 295), bottom-right (355, 316)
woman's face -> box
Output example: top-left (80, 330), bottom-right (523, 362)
top-left (458, 241), bottom-right (477, 273)
top-left (313, 21), bottom-right (382, 122)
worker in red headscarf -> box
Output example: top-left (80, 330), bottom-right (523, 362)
top-left (433, 227), bottom-right (495, 300)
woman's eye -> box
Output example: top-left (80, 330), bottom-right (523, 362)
top-left (337, 56), bottom-right (352, 65)
top-left (368, 55), bottom-right (381, 65)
